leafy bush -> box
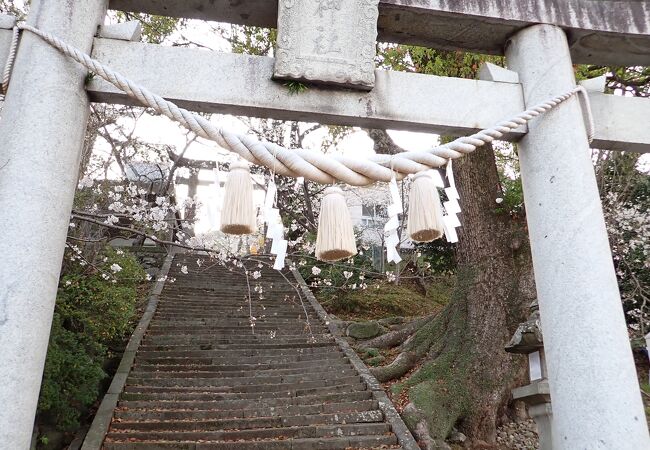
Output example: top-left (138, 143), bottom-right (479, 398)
top-left (38, 247), bottom-right (146, 431)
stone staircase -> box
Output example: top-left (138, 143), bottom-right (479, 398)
top-left (92, 253), bottom-right (417, 450)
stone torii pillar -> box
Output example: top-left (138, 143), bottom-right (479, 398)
top-left (506, 24), bottom-right (650, 449)
top-left (0, 1), bottom-right (107, 448)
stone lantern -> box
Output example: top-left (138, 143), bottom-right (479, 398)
top-left (505, 301), bottom-right (552, 450)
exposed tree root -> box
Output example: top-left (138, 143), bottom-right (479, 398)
top-left (371, 351), bottom-right (419, 382)
top-left (360, 315), bottom-right (436, 350)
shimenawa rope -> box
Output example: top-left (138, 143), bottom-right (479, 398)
top-left (1, 24), bottom-right (595, 187)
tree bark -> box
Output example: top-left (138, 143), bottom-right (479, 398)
top-left (375, 144), bottom-right (536, 447)
top-left (452, 144), bottom-right (535, 442)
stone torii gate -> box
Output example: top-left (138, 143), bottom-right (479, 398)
top-left (0, 0), bottom-right (649, 448)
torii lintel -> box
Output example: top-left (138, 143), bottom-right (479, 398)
top-left (110, 0), bottom-right (650, 66)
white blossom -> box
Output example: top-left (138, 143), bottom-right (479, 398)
top-left (77, 177), bottom-right (94, 189)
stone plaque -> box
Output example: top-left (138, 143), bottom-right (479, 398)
top-left (273, 0), bottom-right (379, 90)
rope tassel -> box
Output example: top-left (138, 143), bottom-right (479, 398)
top-left (220, 161), bottom-right (256, 235)
top-left (407, 172), bottom-right (445, 242)
top-left (315, 187), bottom-right (357, 262)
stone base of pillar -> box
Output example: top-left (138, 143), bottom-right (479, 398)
top-left (529, 403), bottom-right (553, 450)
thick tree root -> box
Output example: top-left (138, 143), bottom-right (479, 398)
top-left (403, 403), bottom-right (451, 450)
top-left (360, 315), bottom-right (435, 350)
top-left (370, 350), bottom-right (419, 382)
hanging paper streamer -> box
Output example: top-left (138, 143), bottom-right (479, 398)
top-left (294, 176), bottom-right (304, 192)
top-left (262, 178), bottom-right (287, 270)
top-left (442, 161), bottom-right (461, 243)
top-left (384, 175), bottom-right (403, 264)
top-left (206, 168), bottom-right (221, 230)
top-left (432, 169), bottom-right (446, 189)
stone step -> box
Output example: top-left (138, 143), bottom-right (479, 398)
top-left (137, 342), bottom-right (337, 352)
top-left (147, 319), bottom-right (319, 328)
top-left (159, 289), bottom-right (301, 296)
top-left (132, 358), bottom-right (350, 372)
top-left (140, 335), bottom-right (333, 345)
top-left (114, 399), bottom-right (379, 421)
top-left (154, 301), bottom-right (304, 308)
top-left (127, 374), bottom-right (361, 392)
top-left (129, 366), bottom-right (355, 379)
top-left (122, 380), bottom-right (366, 401)
top-left (135, 346), bottom-right (340, 359)
top-left (133, 353), bottom-right (346, 365)
top-left (110, 409), bottom-right (384, 432)
top-left (152, 311), bottom-right (320, 319)
top-left (118, 390), bottom-right (373, 411)
top-left (103, 434), bottom-right (398, 449)
top-left (106, 422), bottom-right (391, 442)
top-left (154, 300), bottom-right (312, 307)
top-left (96, 253), bottom-right (410, 450)
top-left (145, 325), bottom-right (328, 334)
top-left (144, 327), bottom-right (326, 336)
top-left (151, 315), bottom-right (320, 322)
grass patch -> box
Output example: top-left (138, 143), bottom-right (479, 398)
top-left (317, 276), bottom-right (454, 321)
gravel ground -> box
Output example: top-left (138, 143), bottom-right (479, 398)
top-left (496, 419), bottom-right (539, 450)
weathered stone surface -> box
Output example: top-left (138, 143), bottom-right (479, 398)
top-left (0, 29), bottom-right (11, 73)
top-left (80, 37), bottom-right (650, 153)
top-left (85, 38), bottom-right (528, 136)
top-left (0, 14), bottom-right (15, 29)
top-left (98, 21), bottom-right (142, 41)
top-left (505, 310), bottom-right (543, 354)
top-left (110, 0), bottom-right (650, 65)
top-left (347, 321), bottom-right (382, 339)
top-left (274, 0), bottom-right (379, 89)
top-left (478, 62), bottom-right (519, 84)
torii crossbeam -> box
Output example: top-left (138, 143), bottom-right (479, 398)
top-left (0, 1), bottom-right (649, 449)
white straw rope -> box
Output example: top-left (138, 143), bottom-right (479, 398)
top-left (2, 24), bottom-right (595, 186)
top-left (1, 26), bottom-right (19, 95)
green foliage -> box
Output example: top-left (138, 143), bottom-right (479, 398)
top-left (379, 44), bottom-right (501, 79)
top-left (497, 174), bottom-right (524, 215)
top-left (284, 81), bottom-right (309, 95)
top-left (319, 277), bottom-right (452, 321)
top-left (115, 12), bottom-right (184, 44)
top-left (38, 247), bottom-right (146, 431)
top-left (412, 240), bottom-right (455, 274)
top-left (84, 72), bottom-right (96, 85)
top-left (224, 25), bottom-right (277, 56)
top-left (299, 247), bottom-right (375, 291)
top-left (38, 317), bottom-right (106, 431)
top-left (364, 347), bottom-right (380, 358)
top-left (576, 64), bottom-right (649, 97)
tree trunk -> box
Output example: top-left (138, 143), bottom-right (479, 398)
top-left (452, 144), bottom-right (535, 442)
top-left (374, 144), bottom-right (536, 448)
